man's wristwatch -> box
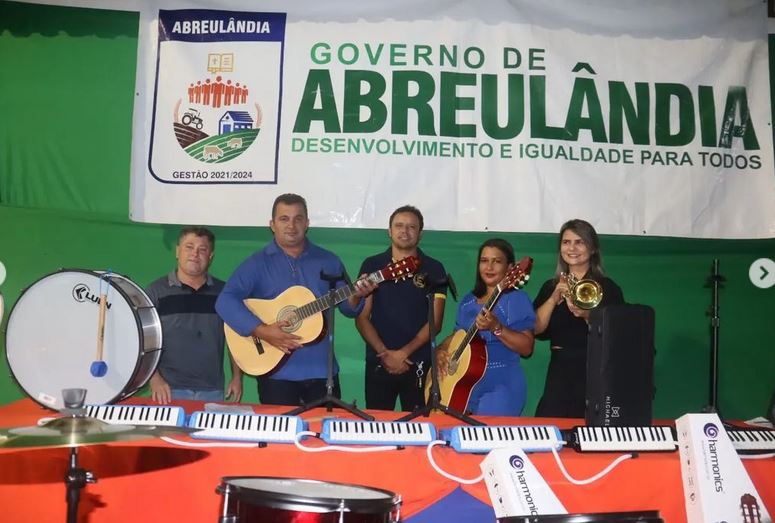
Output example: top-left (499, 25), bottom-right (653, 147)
top-left (493, 324), bottom-right (503, 336)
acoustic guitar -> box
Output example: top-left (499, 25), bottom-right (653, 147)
top-left (426, 256), bottom-right (533, 412)
top-left (225, 256), bottom-right (420, 375)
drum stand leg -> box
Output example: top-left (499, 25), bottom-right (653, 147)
top-left (285, 271), bottom-right (373, 420)
top-left (65, 446), bottom-right (96, 523)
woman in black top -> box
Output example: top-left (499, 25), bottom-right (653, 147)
top-left (534, 219), bottom-right (624, 418)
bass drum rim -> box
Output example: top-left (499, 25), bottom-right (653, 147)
top-left (4, 268), bottom-right (162, 411)
top-left (103, 271), bottom-right (162, 399)
top-left (217, 476), bottom-right (402, 515)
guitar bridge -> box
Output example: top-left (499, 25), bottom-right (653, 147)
top-left (252, 336), bottom-right (265, 355)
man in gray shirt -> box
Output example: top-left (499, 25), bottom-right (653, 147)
top-left (146, 226), bottom-right (242, 403)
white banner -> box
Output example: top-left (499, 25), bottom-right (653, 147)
top-left (127, 0), bottom-right (775, 238)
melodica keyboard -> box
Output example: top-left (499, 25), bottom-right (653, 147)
top-left (726, 428), bottom-right (775, 455)
top-left (567, 425), bottom-right (677, 452)
top-left (187, 411), bottom-right (307, 444)
top-left (320, 419), bottom-right (436, 446)
top-left (86, 404), bottom-right (185, 426)
top-left (443, 425), bottom-right (563, 453)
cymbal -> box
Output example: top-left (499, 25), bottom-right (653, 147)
top-left (0, 416), bottom-right (198, 449)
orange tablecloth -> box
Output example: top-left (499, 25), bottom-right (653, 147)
top-left (0, 398), bottom-right (771, 522)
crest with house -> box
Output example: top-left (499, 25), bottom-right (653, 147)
top-left (172, 53), bottom-right (262, 163)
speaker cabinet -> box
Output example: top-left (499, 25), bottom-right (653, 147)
top-left (585, 304), bottom-right (655, 427)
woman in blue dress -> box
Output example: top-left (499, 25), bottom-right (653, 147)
top-left (437, 238), bottom-right (535, 416)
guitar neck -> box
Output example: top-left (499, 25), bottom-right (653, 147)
top-left (293, 270), bottom-right (385, 321)
top-left (451, 285), bottom-right (503, 362)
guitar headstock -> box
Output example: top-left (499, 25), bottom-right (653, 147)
top-left (499, 256), bottom-right (533, 290)
top-left (382, 256), bottom-right (421, 282)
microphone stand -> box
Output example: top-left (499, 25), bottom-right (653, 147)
top-left (398, 279), bottom-right (484, 426)
top-left (285, 271), bottom-right (373, 420)
top-left (702, 259), bottom-right (724, 415)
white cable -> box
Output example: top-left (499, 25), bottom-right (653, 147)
top-left (160, 436), bottom-right (259, 448)
top-left (739, 452), bottom-right (775, 460)
top-left (293, 431), bottom-right (399, 453)
top-left (426, 440), bottom-right (483, 484)
top-left (550, 444), bottom-right (634, 485)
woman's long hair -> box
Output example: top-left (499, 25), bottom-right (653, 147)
top-left (553, 219), bottom-right (606, 282)
top-left (473, 238), bottom-right (515, 298)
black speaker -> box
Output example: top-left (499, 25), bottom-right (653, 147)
top-left (585, 304), bottom-right (655, 427)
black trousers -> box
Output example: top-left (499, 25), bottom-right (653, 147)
top-left (365, 362), bottom-right (427, 412)
top-left (257, 376), bottom-right (341, 407)
top-left (535, 348), bottom-right (586, 418)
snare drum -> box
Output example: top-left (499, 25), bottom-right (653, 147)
top-left (5, 269), bottom-right (162, 410)
top-left (217, 477), bottom-right (401, 523)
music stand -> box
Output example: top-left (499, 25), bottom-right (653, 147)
top-left (397, 277), bottom-right (484, 426)
top-left (285, 271), bottom-right (373, 420)
top-left (702, 258), bottom-right (725, 415)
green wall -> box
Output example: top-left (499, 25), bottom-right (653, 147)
top-left (1, 1), bottom-right (774, 420)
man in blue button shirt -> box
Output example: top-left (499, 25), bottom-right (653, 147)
top-left (216, 193), bottom-right (377, 406)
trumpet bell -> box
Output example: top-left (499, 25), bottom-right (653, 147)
top-left (572, 280), bottom-right (603, 309)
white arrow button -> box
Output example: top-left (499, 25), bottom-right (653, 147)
top-left (749, 258), bottom-right (775, 289)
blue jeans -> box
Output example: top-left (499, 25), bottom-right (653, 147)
top-left (170, 389), bottom-right (224, 401)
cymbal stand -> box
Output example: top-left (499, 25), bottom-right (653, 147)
top-left (398, 283), bottom-right (484, 426)
top-left (65, 446), bottom-right (95, 523)
top-left (286, 271), bottom-right (373, 420)
top-left (61, 388), bottom-right (96, 523)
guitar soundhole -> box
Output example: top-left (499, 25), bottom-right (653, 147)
top-left (277, 306), bottom-right (302, 333)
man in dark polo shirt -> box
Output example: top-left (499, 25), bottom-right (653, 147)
top-left (356, 205), bottom-right (447, 411)
top-left (146, 226), bottom-right (242, 403)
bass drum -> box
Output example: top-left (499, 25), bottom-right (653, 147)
top-left (217, 477), bottom-right (401, 523)
top-left (5, 269), bottom-right (162, 410)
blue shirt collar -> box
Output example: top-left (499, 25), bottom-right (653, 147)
top-left (266, 237), bottom-right (310, 258)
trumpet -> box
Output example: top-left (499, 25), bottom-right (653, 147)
top-left (562, 273), bottom-right (603, 309)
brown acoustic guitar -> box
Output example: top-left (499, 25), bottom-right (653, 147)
top-left (741, 493), bottom-right (762, 523)
top-left (225, 256), bottom-right (420, 375)
top-left (426, 256), bottom-right (533, 412)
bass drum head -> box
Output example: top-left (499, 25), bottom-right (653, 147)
top-left (5, 270), bottom-right (160, 410)
top-left (218, 476), bottom-right (401, 522)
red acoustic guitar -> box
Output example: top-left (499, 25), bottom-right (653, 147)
top-left (426, 256), bottom-right (533, 412)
